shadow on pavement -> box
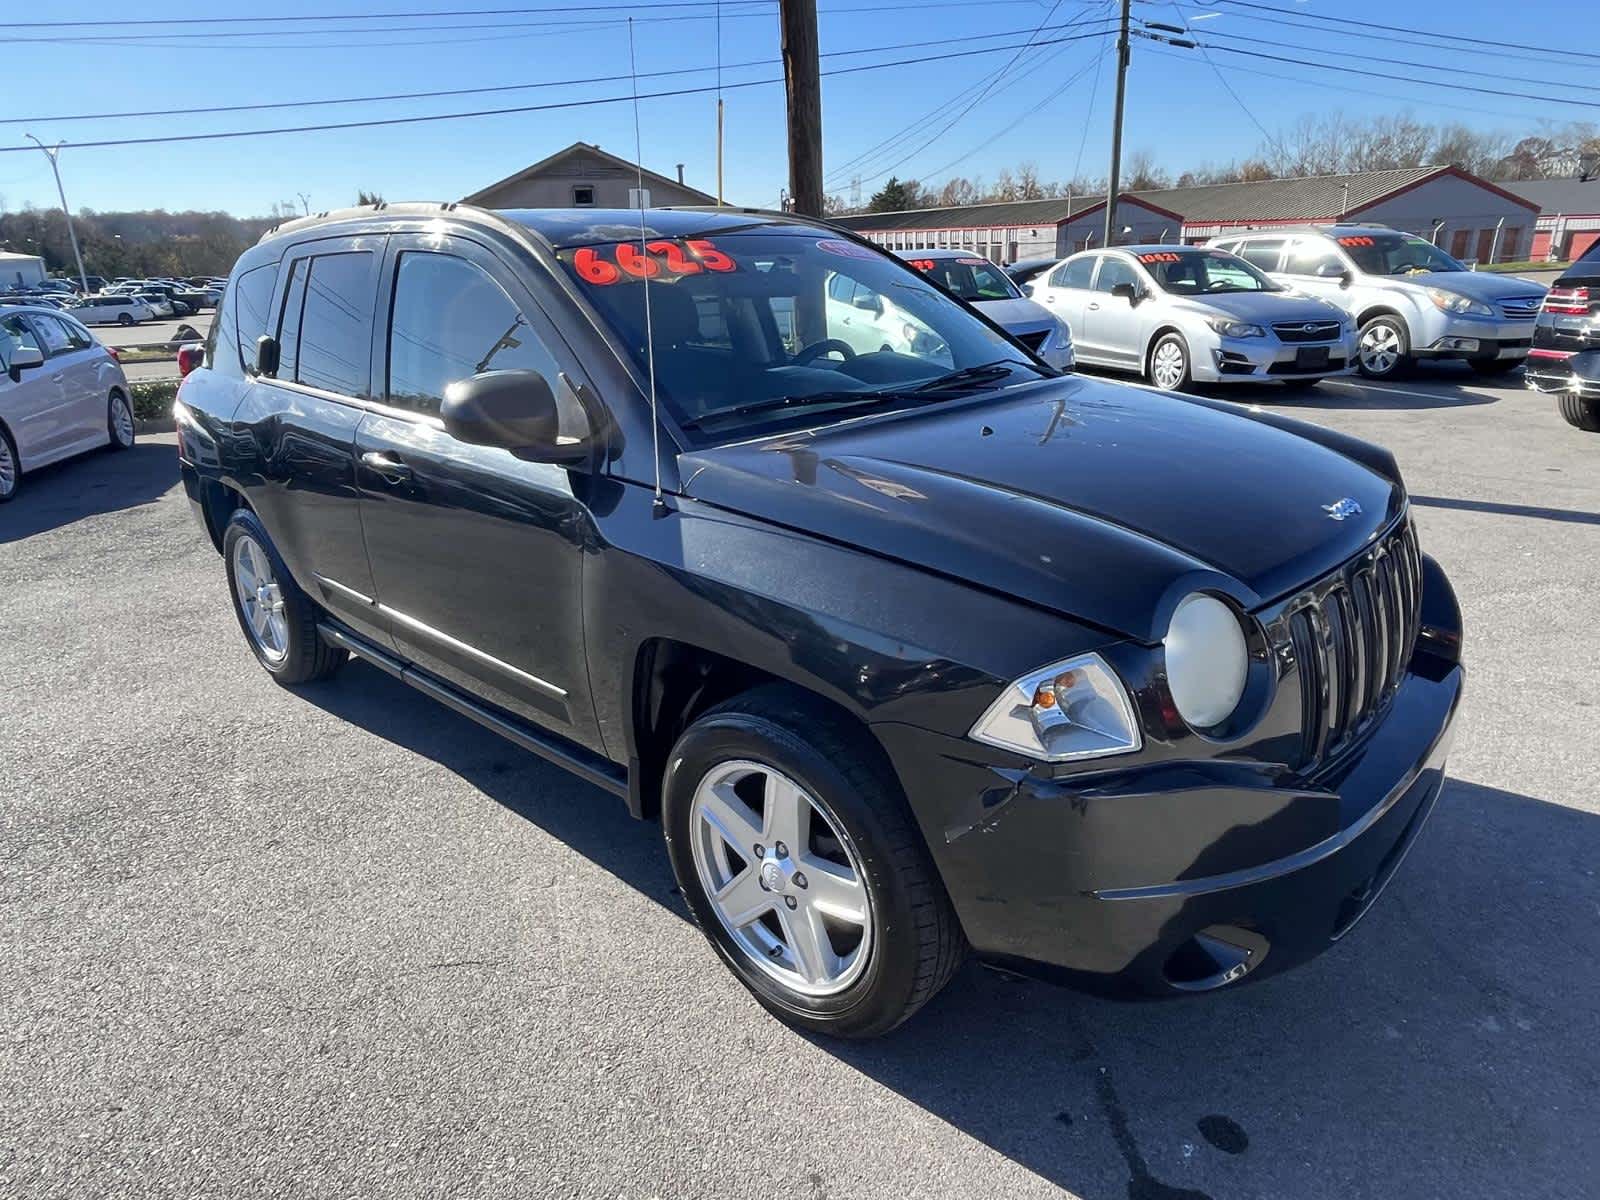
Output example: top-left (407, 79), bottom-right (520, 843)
top-left (0, 441), bottom-right (177, 544)
top-left (1411, 493), bottom-right (1600, 527)
top-left (304, 661), bottom-right (1600, 1199)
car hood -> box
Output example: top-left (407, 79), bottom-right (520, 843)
top-left (1392, 270), bottom-right (1546, 301)
top-left (1168, 290), bottom-right (1344, 324)
top-left (971, 296), bottom-right (1059, 334)
top-left (679, 375), bottom-right (1403, 641)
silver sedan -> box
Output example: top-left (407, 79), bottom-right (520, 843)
top-left (1027, 246), bottom-right (1358, 389)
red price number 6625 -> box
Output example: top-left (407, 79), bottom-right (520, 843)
top-left (572, 238), bottom-right (737, 285)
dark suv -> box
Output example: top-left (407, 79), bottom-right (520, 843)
top-left (1526, 241), bottom-right (1600, 430)
top-left (176, 204), bottom-right (1464, 1037)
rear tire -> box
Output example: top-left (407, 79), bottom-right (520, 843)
top-left (1559, 390), bottom-right (1600, 432)
top-left (117, 313), bottom-right (134, 326)
top-left (221, 509), bottom-right (346, 684)
top-left (662, 684), bottom-right (965, 1038)
top-left (107, 390), bottom-right (135, 451)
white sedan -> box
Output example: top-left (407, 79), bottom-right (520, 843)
top-left (0, 305), bottom-right (135, 501)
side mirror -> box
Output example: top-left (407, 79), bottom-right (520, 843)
top-left (254, 334), bottom-right (279, 377)
top-left (441, 369), bottom-right (591, 465)
top-left (7, 345), bottom-right (44, 382)
top-left (1110, 281), bottom-right (1140, 304)
top-left (853, 292), bottom-right (884, 316)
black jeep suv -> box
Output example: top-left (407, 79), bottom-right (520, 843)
top-left (1526, 240), bottom-right (1600, 430)
top-left (175, 204), bottom-right (1464, 1037)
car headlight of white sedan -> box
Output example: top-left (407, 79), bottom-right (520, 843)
top-left (1205, 316), bottom-right (1266, 338)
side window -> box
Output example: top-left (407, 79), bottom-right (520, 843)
top-left (1, 314), bottom-right (42, 364)
top-left (61, 320), bottom-right (94, 350)
top-left (293, 252), bottom-right (375, 397)
top-left (1236, 239), bottom-right (1285, 272)
top-left (1093, 257), bottom-right (1140, 293)
top-left (230, 264), bottom-right (277, 374)
top-left (386, 250), bottom-right (562, 419)
top-left (275, 259), bottom-right (309, 379)
top-left (1051, 257), bottom-right (1095, 289)
top-left (826, 272), bottom-right (855, 303)
top-left (1282, 240), bottom-right (1345, 277)
top-left (34, 315), bottom-right (74, 357)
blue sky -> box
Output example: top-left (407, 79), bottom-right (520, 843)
top-left (0, 0), bottom-right (1578, 217)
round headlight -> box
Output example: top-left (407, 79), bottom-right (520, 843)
top-left (1165, 593), bottom-right (1249, 730)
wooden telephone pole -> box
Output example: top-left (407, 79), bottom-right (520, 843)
top-left (1103, 0), bottom-right (1132, 248)
top-left (780, 0), bottom-right (824, 216)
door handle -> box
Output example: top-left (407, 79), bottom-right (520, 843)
top-left (1043, 294), bottom-right (1055, 303)
top-left (1087, 302), bottom-right (1101, 311)
top-left (360, 450), bottom-right (412, 482)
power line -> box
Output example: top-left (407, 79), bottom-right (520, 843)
top-left (1164, 1), bottom-right (1283, 160)
top-left (2, 19), bottom-right (1118, 127)
top-left (3, 2), bottom-right (771, 29)
top-left (0, 31), bottom-right (1123, 155)
top-left (1193, 0), bottom-right (1600, 63)
top-left (1198, 41), bottom-right (1598, 109)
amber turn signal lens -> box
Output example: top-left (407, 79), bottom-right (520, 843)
top-left (1032, 685), bottom-right (1056, 709)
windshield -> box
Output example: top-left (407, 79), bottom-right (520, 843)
top-left (1338, 232), bottom-right (1464, 275)
top-left (1140, 249), bottom-right (1280, 295)
top-left (905, 255), bottom-right (1021, 302)
top-left (558, 229), bottom-right (1044, 439)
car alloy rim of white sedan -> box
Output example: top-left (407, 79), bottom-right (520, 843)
top-left (0, 438), bottom-right (14, 497)
top-left (111, 394), bottom-right (134, 447)
top-left (689, 759), bottom-right (874, 998)
top-left (231, 534), bottom-right (289, 662)
top-left (1152, 340), bottom-right (1187, 390)
top-left (1359, 323), bottom-right (1401, 374)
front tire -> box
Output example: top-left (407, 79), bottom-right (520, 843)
top-left (0, 423), bottom-right (19, 504)
top-left (1560, 390), bottom-right (1600, 432)
top-left (1356, 315), bottom-right (1411, 379)
top-left (662, 685), bottom-right (965, 1038)
top-left (107, 390), bottom-right (135, 450)
top-left (221, 509), bottom-right (346, 684)
top-left (1148, 332), bottom-right (1192, 391)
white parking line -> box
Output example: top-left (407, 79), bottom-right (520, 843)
top-left (1320, 379), bottom-right (1491, 403)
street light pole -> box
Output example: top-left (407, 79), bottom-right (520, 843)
top-left (25, 135), bottom-right (89, 293)
top-left (1103, 0), bottom-right (1132, 248)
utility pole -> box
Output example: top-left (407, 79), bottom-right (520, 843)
top-left (1102, 0), bottom-right (1132, 248)
top-left (779, 0), bottom-right (823, 217)
top-left (24, 136), bottom-right (88, 293)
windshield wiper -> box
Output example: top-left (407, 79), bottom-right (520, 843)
top-left (677, 389), bottom-right (934, 432)
top-left (907, 358), bottom-right (1043, 393)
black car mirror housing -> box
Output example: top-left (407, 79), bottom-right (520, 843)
top-left (441, 368), bottom-right (593, 466)
top-left (1111, 281), bottom-right (1140, 304)
top-left (254, 334), bottom-right (280, 377)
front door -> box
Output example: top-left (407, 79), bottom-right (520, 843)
top-left (352, 233), bottom-right (603, 753)
top-left (1278, 239), bottom-right (1356, 316)
top-left (1082, 255), bottom-right (1145, 367)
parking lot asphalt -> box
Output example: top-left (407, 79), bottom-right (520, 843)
top-left (2, 366), bottom-right (1597, 1200)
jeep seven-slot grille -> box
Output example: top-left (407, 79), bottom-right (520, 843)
top-left (1286, 520), bottom-right (1423, 765)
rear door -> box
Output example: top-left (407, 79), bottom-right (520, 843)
top-left (232, 236), bottom-right (388, 644)
top-left (352, 232), bottom-right (603, 752)
top-left (1032, 255), bottom-right (1095, 351)
top-left (31, 313), bottom-right (106, 454)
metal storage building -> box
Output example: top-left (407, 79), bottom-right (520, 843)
top-left (1504, 179), bottom-right (1600, 263)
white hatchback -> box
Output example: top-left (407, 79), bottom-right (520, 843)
top-left (0, 306), bottom-right (135, 501)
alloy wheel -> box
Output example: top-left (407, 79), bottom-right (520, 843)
top-left (689, 759), bottom-right (873, 997)
top-left (1152, 340), bottom-right (1187, 390)
top-left (231, 534), bottom-right (289, 662)
top-left (1359, 323), bottom-right (1401, 375)
top-left (110, 394), bottom-right (135, 447)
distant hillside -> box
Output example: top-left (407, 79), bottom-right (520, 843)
top-left (0, 207), bottom-right (277, 280)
